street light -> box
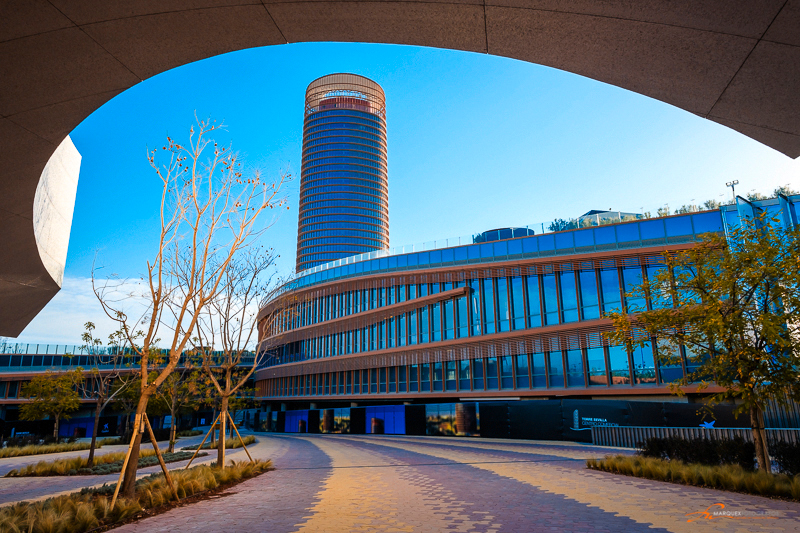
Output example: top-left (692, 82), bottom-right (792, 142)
top-left (725, 180), bottom-right (739, 202)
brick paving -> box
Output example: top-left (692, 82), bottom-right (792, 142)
top-left (104, 434), bottom-right (800, 532)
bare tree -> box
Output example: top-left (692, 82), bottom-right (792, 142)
top-left (76, 322), bottom-right (133, 467)
top-left (94, 117), bottom-right (289, 504)
top-left (192, 248), bottom-right (286, 469)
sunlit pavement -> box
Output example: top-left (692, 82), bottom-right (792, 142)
top-left (110, 433), bottom-right (800, 532)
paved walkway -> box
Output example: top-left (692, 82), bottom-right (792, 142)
top-left (0, 434), bottom-right (237, 505)
top-left (105, 434), bottom-right (800, 533)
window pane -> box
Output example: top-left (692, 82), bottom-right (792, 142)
top-left (586, 347), bottom-right (607, 386)
top-left (482, 278), bottom-right (495, 334)
top-left (515, 354), bottom-right (529, 388)
top-left (531, 353), bottom-right (546, 388)
top-left (410, 364), bottom-right (419, 392)
top-left (432, 304), bottom-right (441, 342)
top-left (486, 357), bottom-right (498, 389)
top-left (657, 344), bottom-right (683, 383)
top-left (444, 300), bottom-right (454, 340)
top-left (622, 266), bottom-right (646, 313)
top-left (500, 355), bottom-right (514, 389)
top-left (632, 342), bottom-right (656, 384)
top-left (542, 274), bottom-right (559, 325)
top-left (608, 344), bottom-right (631, 385)
top-left (459, 360), bottom-right (471, 390)
top-left (472, 359), bottom-right (484, 389)
top-left (559, 271), bottom-right (579, 323)
top-left (566, 349), bottom-right (585, 387)
top-left (433, 362), bottom-right (443, 392)
top-left (421, 363), bottom-right (431, 392)
top-left (510, 277), bottom-right (525, 330)
top-left (469, 279), bottom-right (481, 336)
top-left (579, 270), bottom-right (600, 320)
top-left (547, 352), bottom-right (564, 387)
top-left (445, 361), bottom-right (457, 391)
top-left (526, 275), bottom-right (542, 328)
top-left (496, 278), bottom-right (510, 332)
top-left (600, 269), bottom-right (622, 314)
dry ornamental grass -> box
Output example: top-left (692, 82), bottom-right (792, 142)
top-left (0, 442), bottom-right (93, 459)
top-left (4, 449), bottom-right (204, 477)
top-left (0, 459), bottom-right (273, 533)
top-left (587, 455), bottom-right (800, 500)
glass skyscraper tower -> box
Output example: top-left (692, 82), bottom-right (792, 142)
top-left (296, 74), bottom-right (389, 273)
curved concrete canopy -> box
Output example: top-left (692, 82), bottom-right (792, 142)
top-left (1, 0), bottom-right (799, 336)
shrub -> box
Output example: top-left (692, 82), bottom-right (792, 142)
top-left (637, 436), bottom-right (755, 470)
top-left (771, 440), bottom-right (800, 476)
top-left (588, 455), bottom-right (800, 500)
top-left (98, 437), bottom-right (123, 446)
top-left (176, 429), bottom-right (203, 437)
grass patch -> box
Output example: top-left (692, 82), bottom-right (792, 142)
top-left (587, 455), bottom-right (800, 500)
top-left (0, 459), bottom-right (273, 533)
top-left (5, 450), bottom-right (206, 477)
top-left (98, 437), bottom-right (123, 446)
top-left (176, 429), bottom-right (203, 438)
top-left (0, 442), bottom-right (93, 459)
top-left (182, 435), bottom-right (256, 450)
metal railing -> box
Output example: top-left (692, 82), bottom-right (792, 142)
top-left (590, 425), bottom-right (800, 448)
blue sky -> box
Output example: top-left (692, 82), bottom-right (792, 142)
top-left (14, 41), bottom-right (799, 344)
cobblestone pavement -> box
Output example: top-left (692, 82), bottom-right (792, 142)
top-left (110, 434), bottom-right (800, 533)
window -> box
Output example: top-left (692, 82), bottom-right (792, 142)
top-left (346, 371), bottom-right (352, 394)
top-left (456, 290), bottom-right (468, 338)
top-left (458, 360), bottom-right (471, 390)
top-left (510, 277), bottom-right (525, 330)
top-left (646, 263), bottom-right (671, 310)
top-left (500, 355), bottom-right (514, 389)
top-left (380, 367), bottom-right (387, 393)
top-left (542, 274), bottom-right (559, 325)
top-left (566, 349), bottom-right (585, 387)
top-left (486, 357), bottom-right (499, 389)
top-left (443, 300), bottom-right (454, 340)
top-left (433, 362), bottom-right (443, 391)
top-left (472, 358), bottom-right (484, 389)
top-left (548, 352), bottom-right (564, 387)
top-left (559, 271), bottom-right (579, 323)
top-left (398, 315), bottom-right (406, 347)
top-left (354, 370), bottom-right (360, 394)
top-left (420, 307), bottom-right (429, 343)
top-left (370, 368), bottom-right (378, 393)
top-left (608, 344), bottom-right (631, 385)
top-left (579, 270), bottom-right (600, 320)
top-left (445, 361), bottom-right (457, 391)
top-left (469, 279), bottom-right (481, 335)
top-left (622, 266), bottom-right (646, 313)
top-left (496, 278), bottom-right (510, 332)
top-left (526, 275), bottom-right (542, 328)
top-left (515, 354), bottom-right (529, 388)
top-left (399, 366), bottom-right (407, 392)
top-left (482, 279), bottom-right (496, 334)
top-left (657, 344), bottom-right (683, 383)
top-left (421, 364), bottom-right (431, 392)
top-left (586, 347), bottom-right (607, 386)
top-left (388, 318), bottom-right (395, 349)
top-left (632, 342), bottom-right (656, 384)
top-left (432, 304), bottom-right (442, 342)
top-left (600, 268), bottom-right (622, 314)
top-left (409, 310), bottom-right (417, 345)
top-left (410, 364), bottom-right (419, 392)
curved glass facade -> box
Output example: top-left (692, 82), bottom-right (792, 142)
top-left (296, 74), bottom-right (389, 273)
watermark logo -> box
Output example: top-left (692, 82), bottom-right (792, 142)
top-left (685, 503), bottom-right (778, 522)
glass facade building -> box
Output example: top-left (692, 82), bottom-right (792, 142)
top-left (258, 195), bottom-right (800, 411)
top-left (296, 74), bottom-right (389, 273)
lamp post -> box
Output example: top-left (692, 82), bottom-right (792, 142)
top-left (725, 180), bottom-right (739, 202)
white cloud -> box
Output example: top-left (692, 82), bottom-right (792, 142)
top-left (12, 277), bottom-right (147, 346)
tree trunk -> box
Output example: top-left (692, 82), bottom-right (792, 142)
top-left (124, 412), bottom-right (130, 435)
top-left (750, 404), bottom-right (771, 473)
top-left (53, 413), bottom-right (60, 442)
top-left (210, 408), bottom-right (216, 448)
top-left (169, 392), bottom-right (178, 453)
top-left (87, 399), bottom-right (102, 467)
top-left (217, 397), bottom-right (228, 469)
top-left (121, 396), bottom-right (150, 498)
